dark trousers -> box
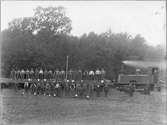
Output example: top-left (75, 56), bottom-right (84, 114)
top-left (39, 73), bottom-right (43, 79)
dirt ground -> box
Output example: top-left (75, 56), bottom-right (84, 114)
top-left (1, 88), bottom-right (167, 125)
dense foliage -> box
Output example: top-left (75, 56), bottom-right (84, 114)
top-left (1, 6), bottom-right (165, 80)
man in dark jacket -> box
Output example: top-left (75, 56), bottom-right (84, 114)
top-left (104, 82), bottom-right (109, 97)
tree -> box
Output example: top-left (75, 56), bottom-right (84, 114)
top-left (8, 17), bottom-right (33, 32)
top-left (32, 6), bottom-right (72, 35)
top-left (1, 6), bottom-right (163, 79)
top-left (8, 6), bottom-right (72, 36)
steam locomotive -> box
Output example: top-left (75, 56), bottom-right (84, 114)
top-left (115, 66), bottom-right (159, 94)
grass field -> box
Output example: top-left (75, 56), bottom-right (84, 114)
top-left (1, 88), bottom-right (167, 125)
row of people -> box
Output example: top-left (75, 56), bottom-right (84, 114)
top-left (23, 79), bottom-right (110, 98)
top-left (10, 68), bottom-right (106, 81)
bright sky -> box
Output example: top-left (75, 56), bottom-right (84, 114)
top-left (1, 1), bottom-right (166, 47)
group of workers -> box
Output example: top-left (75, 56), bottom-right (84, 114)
top-left (10, 68), bottom-right (110, 98)
top-left (10, 68), bottom-right (106, 81)
top-left (10, 68), bottom-right (139, 98)
top-left (23, 79), bottom-right (110, 98)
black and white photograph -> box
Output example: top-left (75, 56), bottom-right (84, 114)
top-left (0, 0), bottom-right (166, 125)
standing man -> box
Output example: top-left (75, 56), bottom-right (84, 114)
top-left (45, 81), bottom-right (51, 96)
top-left (39, 68), bottom-right (44, 80)
top-left (43, 79), bottom-right (47, 96)
top-left (30, 68), bottom-right (34, 80)
top-left (83, 70), bottom-right (89, 80)
top-left (44, 69), bottom-right (48, 80)
top-left (55, 82), bottom-right (60, 97)
top-left (35, 68), bottom-right (39, 80)
top-left (68, 69), bottom-right (73, 81)
top-left (104, 81), bottom-right (109, 97)
top-left (40, 79), bottom-right (45, 95)
top-left (65, 79), bottom-right (70, 96)
top-left (95, 82), bottom-right (101, 97)
top-left (78, 69), bottom-right (82, 81)
top-left (24, 81), bottom-right (29, 94)
top-left (101, 68), bottom-right (106, 80)
top-left (128, 81), bottom-right (135, 96)
top-left (95, 69), bottom-right (101, 81)
top-left (16, 69), bottom-right (20, 80)
top-left (89, 70), bottom-right (95, 80)
top-left (20, 69), bottom-right (25, 80)
top-left (53, 69), bottom-right (59, 82)
top-left (10, 68), bottom-right (16, 80)
top-left (48, 69), bottom-right (53, 80)
top-left (25, 69), bottom-right (30, 80)
top-left (36, 79), bottom-right (40, 95)
top-left (11, 68), bottom-right (17, 92)
top-left (30, 81), bottom-right (37, 95)
top-left (60, 69), bottom-right (65, 81)
top-left (90, 81), bottom-right (95, 98)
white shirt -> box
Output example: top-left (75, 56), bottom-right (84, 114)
top-left (30, 70), bottom-right (34, 73)
top-left (56, 83), bottom-right (59, 88)
top-left (21, 70), bottom-right (25, 73)
top-left (101, 69), bottom-right (105, 75)
top-left (95, 70), bottom-right (101, 75)
top-left (89, 71), bottom-right (94, 75)
top-left (39, 70), bottom-right (43, 74)
top-left (24, 82), bottom-right (29, 86)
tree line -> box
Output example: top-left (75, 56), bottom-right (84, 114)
top-left (0, 6), bottom-right (165, 80)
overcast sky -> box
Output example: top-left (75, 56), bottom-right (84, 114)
top-left (1, 1), bottom-right (166, 47)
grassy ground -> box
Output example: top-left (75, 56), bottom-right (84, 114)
top-left (1, 88), bottom-right (167, 125)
